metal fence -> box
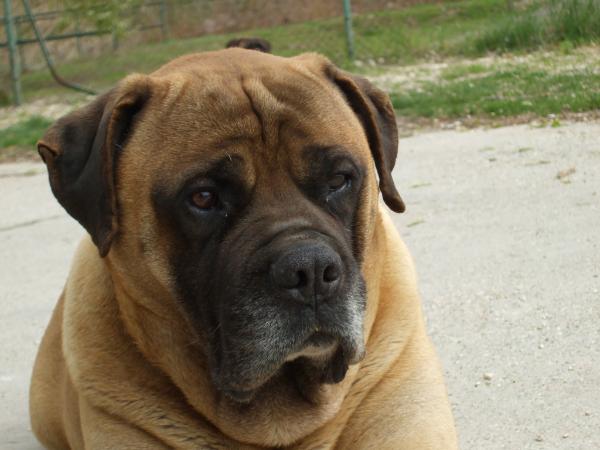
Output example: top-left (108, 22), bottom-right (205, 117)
top-left (1, 0), bottom-right (169, 104)
top-left (1, 0), bottom-right (433, 105)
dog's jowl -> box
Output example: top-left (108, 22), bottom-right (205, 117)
top-left (30, 49), bottom-right (458, 449)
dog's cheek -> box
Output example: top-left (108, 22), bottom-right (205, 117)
top-left (170, 238), bottom-right (224, 334)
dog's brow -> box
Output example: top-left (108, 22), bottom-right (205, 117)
top-left (217, 135), bottom-right (255, 148)
top-left (199, 153), bottom-right (246, 178)
top-left (302, 145), bottom-right (351, 158)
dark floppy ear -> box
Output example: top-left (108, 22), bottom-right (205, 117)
top-left (325, 64), bottom-right (405, 213)
top-left (38, 75), bottom-right (152, 256)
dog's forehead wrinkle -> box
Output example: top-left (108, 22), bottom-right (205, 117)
top-left (149, 75), bottom-right (261, 148)
top-left (239, 74), bottom-right (294, 155)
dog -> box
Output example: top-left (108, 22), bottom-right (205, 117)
top-left (226, 37), bottom-right (271, 53)
top-left (30, 48), bottom-right (457, 449)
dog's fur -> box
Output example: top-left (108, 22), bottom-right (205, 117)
top-left (30, 49), bottom-right (457, 449)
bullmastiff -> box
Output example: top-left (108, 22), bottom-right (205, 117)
top-left (30, 48), bottom-right (457, 449)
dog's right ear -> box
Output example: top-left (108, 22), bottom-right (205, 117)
top-left (295, 53), bottom-right (405, 213)
top-left (38, 75), bottom-right (152, 257)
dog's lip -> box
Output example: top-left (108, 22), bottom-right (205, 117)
top-left (222, 387), bottom-right (256, 403)
top-left (284, 331), bottom-right (338, 363)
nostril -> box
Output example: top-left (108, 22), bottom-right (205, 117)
top-left (323, 264), bottom-right (340, 283)
top-left (296, 270), bottom-right (308, 288)
top-left (272, 264), bottom-right (309, 290)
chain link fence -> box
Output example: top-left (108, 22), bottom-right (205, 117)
top-left (1, 0), bottom-right (437, 105)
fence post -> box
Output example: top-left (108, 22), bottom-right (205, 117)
top-left (159, 0), bottom-right (169, 40)
top-left (3, 0), bottom-right (22, 105)
top-left (17, 21), bottom-right (28, 72)
top-left (342, 0), bottom-right (355, 61)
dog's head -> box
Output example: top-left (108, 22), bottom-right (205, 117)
top-left (38, 49), bottom-right (404, 404)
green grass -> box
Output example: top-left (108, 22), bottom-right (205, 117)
top-left (0, 116), bottom-right (52, 150)
top-left (347, 0), bottom-right (510, 62)
top-left (0, 115), bottom-right (52, 161)
top-left (474, 0), bottom-right (600, 53)
top-left (552, 0), bottom-right (600, 42)
top-left (390, 67), bottom-right (600, 118)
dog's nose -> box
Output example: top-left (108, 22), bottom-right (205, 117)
top-left (270, 243), bottom-right (342, 305)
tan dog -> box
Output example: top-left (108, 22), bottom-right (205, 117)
top-left (30, 49), bottom-right (457, 449)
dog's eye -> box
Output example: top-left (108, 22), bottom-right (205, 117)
top-left (328, 173), bottom-right (350, 192)
top-left (190, 190), bottom-right (218, 210)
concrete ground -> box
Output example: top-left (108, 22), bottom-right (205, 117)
top-left (1, 121), bottom-right (598, 449)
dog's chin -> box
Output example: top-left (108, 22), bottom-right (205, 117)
top-left (217, 333), bottom-right (364, 404)
top-left (285, 332), bottom-right (338, 363)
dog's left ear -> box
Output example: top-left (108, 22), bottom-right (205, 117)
top-left (325, 64), bottom-right (405, 213)
top-left (38, 75), bottom-right (153, 256)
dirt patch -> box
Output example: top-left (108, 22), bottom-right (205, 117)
top-left (395, 110), bottom-right (600, 136)
top-left (0, 95), bottom-right (90, 130)
top-left (366, 44), bottom-right (600, 93)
